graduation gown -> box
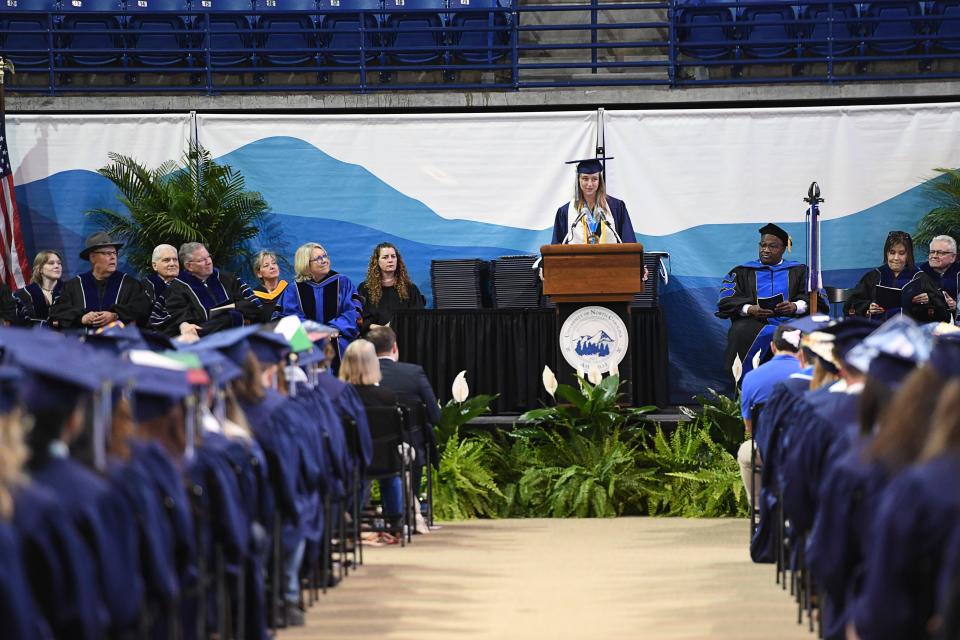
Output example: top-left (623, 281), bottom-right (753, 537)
top-left (142, 273), bottom-right (175, 333)
top-left (0, 284), bottom-right (17, 325)
top-left (313, 370), bottom-right (374, 469)
top-left (0, 519), bottom-right (51, 640)
top-left (717, 259), bottom-right (817, 381)
top-left (843, 265), bottom-right (949, 323)
top-left (13, 281), bottom-right (63, 325)
top-left (920, 260), bottom-right (960, 316)
top-left (163, 268), bottom-right (262, 337)
top-left (852, 452), bottom-right (960, 640)
top-left (357, 281), bottom-right (425, 330)
top-left (551, 195), bottom-right (637, 245)
top-left (253, 280), bottom-right (289, 323)
top-left (48, 270), bottom-right (152, 330)
top-left (277, 272), bottom-right (362, 361)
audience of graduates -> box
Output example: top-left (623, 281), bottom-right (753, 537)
top-left (13, 249), bottom-right (63, 325)
top-left (358, 242), bottom-right (426, 332)
top-left (844, 230), bottom-right (949, 323)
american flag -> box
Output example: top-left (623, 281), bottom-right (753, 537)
top-left (0, 116), bottom-right (30, 290)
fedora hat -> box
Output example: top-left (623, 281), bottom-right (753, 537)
top-left (80, 232), bottom-right (124, 261)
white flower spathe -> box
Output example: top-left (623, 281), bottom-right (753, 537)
top-left (452, 370), bottom-right (469, 402)
top-left (542, 365), bottom-right (558, 398)
top-left (587, 364), bottom-right (602, 385)
top-left (609, 360), bottom-right (619, 377)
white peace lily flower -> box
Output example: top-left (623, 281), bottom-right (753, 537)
top-left (587, 364), bottom-right (602, 385)
top-left (542, 365), bottom-right (558, 398)
top-left (609, 360), bottom-right (619, 377)
top-left (731, 353), bottom-right (743, 383)
top-left (576, 364), bottom-right (585, 379)
top-left (451, 370), bottom-right (469, 402)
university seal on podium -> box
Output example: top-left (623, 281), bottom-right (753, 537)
top-left (559, 306), bottom-right (629, 373)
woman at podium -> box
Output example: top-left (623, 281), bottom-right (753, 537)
top-left (551, 157), bottom-right (637, 245)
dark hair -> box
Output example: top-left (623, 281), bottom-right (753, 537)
top-left (363, 242), bottom-right (414, 305)
top-left (366, 325), bottom-right (397, 356)
top-left (883, 230), bottom-right (915, 269)
top-left (231, 352), bottom-right (265, 404)
top-left (867, 365), bottom-right (944, 471)
top-left (771, 325), bottom-right (800, 354)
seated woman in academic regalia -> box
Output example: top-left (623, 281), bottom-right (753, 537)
top-left (277, 242), bottom-right (362, 367)
top-left (358, 242), bottom-right (425, 331)
top-left (251, 249), bottom-right (289, 322)
top-left (849, 372), bottom-right (960, 640)
top-left (14, 250), bottom-right (64, 325)
top-left (844, 230), bottom-right (949, 324)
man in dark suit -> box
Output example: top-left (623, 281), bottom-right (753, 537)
top-left (366, 325), bottom-right (440, 501)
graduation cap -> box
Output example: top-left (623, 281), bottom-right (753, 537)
top-left (930, 334), bottom-right (960, 378)
top-left (11, 342), bottom-right (104, 414)
top-left (807, 316), bottom-right (880, 369)
top-left (248, 331), bottom-right (291, 365)
top-left (130, 365), bottom-right (191, 423)
top-left (140, 330), bottom-right (178, 352)
top-left (759, 223), bottom-right (792, 252)
top-left (82, 323), bottom-right (148, 354)
top-left (0, 366), bottom-right (20, 414)
top-left (192, 348), bottom-right (242, 384)
top-left (180, 325), bottom-right (260, 367)
top-left (785, 314), bottom-right (834, 335)
top-left (867, 352), bottom-right (917, 390)
top-left (565, 156), bottom-right (614, 175)
top-left (845, 316), bottom-right (932, 375)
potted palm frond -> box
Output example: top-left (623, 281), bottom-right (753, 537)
top-left (86, 143), bottom-right (273, 277)
top-left (915, 168), bottom-right (960, 250)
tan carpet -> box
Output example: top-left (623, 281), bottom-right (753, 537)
top-left (282, 518), bottom-right (813, 640)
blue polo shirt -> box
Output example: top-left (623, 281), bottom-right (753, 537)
top-left (740, 354), bottom-right (804, 421)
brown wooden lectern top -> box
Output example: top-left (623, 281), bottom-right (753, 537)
top-left (540, 242), bottom-right (645, 303)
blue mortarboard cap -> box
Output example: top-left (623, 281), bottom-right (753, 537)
top-left (130, 365), bottom-right (191, 423)
top-left (193, 348), bottom-right (242, 384)
top-left (294, 346), bottom-right (325, 367)
top-left (820, 316), bottom-right (882, 361)
top-left (845, 315), bottom-right (932, 374)
top-left (140, 330), bottom-right (177, 352)
top-left (867, 352), bottom-right (917, 389)
top-left (565, 156), bottom-right (614, 174)
top-left (180, 325), bottom-right (259, 367)
top-left (248, 331), bottom-right (291, 365)
top-left (0, 366), bottom-right (19, 414)
top-left (786, 314), bottom-right (834, 335)
top-left (83, 325), bottom-right (148, 355)
top-left (930, 334), bottom-right (960, 378)
top-left (11, 342), bottom-right (103, 413)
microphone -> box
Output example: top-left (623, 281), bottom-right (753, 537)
top-left (600, 212), bottom-right (623, 244)
top-left (562, 208), bottom-right (590, 244)
top-left (804, 181), bottom-right (824, 204)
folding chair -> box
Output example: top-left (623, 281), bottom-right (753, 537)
top-left (361, 405), bottom-right (410, 546)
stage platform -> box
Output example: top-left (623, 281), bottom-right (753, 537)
top-left (393, 308), bottom-right (670, 415)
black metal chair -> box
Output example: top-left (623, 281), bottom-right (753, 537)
top-left (749, 402), bottom-right (765, 543)
top-left (398, 400), bottom-right (433, 534)
top-left (824, 286), bottom-right (852, 319)
top-left (361, 405), bottom-right (410, 547)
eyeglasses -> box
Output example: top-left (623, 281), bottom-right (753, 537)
top-left (188, 255), bottom-right (212, 264)
top-left (929, 250), bottom-right (956, 257)
top-left (91, 250), bottom-right (118, 257)
top-left (310, 254), bottom-right (330, 264)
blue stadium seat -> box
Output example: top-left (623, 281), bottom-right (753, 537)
top-left (318, 0), bottom-right (381, 66)
top-left (799, 1), bottom-right (860, 56)
top-left (675, 0), bottom-right (737, 60)
top-left (58, 0), bottom-right (126, 66)
top-left (928, 0), bottom-right (960, 51)
top-left (0, 0), bottom-right (56, 68)
top-left (447, 0), bottom-right (510, 64)
top-left (194, 0), bottom-right (256, 67)
top-left (257, 0), bottom-right (319, 65)
top-left (126, 0), bottom-right (191, 66)
top-left (737, 1), bottom-right (800, 58)
top-left (382, 0), bottom-right (444, 64)
top-left (860, 0), bottom-right (923, 53)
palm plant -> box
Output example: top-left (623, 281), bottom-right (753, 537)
top-left (87, 144), bottom-right (273, 277)
top-left (915, 168), bottom-right (960, 250)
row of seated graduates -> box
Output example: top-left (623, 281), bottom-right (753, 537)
top-left (675, 0), bottom-right (960, 64)
top-left (0, 318), bottom-right (432, 638)
top-left (0, 0), bottom-right (511, 75)
top-left (746, 313), bottom-right (960, 640)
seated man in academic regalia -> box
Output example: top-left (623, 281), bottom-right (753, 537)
top-left (919, 234), bottom-right (959, 319)
top-left (717, 223), bottom-right (823, 385)
top-left (142, 243), bottom-right (179, 333)
top-left (48, 232), bottom-right (152, 330)
top-left (163, 242), bottom-right (262, 338)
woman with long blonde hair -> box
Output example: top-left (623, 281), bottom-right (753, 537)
top-left (358, 242), bottom-right (424, 331)
top-left (14, 249), bottom-right (64, 325)
top-left (550, 157), bottom-right (637, 246)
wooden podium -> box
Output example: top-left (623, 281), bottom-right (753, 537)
top-left (541, 243), bottom-right (645, 403)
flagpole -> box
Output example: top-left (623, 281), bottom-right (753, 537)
top-left (804, 182), bottom-right (824, 315)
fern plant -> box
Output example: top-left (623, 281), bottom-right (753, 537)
top-left (433, 433), bottom-right (504, 521)
top-left (679, 388), bottom-right (745, 456)
top-left (915, 167), bottom-right (960, 250)
top-left (86, 143), bottom-right (275, 277)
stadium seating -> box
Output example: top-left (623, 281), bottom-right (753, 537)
top-left (257, 0), bottom-right (320, 66)
top-left (799, 1), bottom-right (860, 57)
top-left (737, 2), bottom-right (801, 59)
top-left (675, 0), bottom-right (738, 60)
top-left (927, 0), bottom-right (960, 52)
top-left (447, 0), bottom-right (510, 64)
top-left (382, 0), bottom-right (445, 65)
top-left (0, 0), bottom-right (56, 68)
top-left (58, 0), bottom-right (126, 66)
top-left (319, 0), bottom-right (381, 67)
top-left (126, 0), bottom-right (192, 67)
top-left (860, 0), bottom-right (923, 54)
top-left (193, 0), bottom-right (256, 67)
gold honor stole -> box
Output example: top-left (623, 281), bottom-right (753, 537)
top-left (253, 280), bottom-right (288, 301)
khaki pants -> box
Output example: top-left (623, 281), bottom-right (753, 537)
top-left (737, 440), bottom-right (761, 508)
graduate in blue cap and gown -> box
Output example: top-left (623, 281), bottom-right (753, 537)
top-left (48, 232), bottom-right (152, 330)
top-left (717, 223), bottom-right (824, 384)
top-left (278, 243), bottom-right (362, 368)
top-left (850, 373), bottom-right (960, 640)
top-left (844, 230), bottom-right (948, 324)
top-left (551, 157), bottom-right (636, 246)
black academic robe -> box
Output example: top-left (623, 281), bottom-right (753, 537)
top-left (48, 271), bottom-right (152, 330)
top-left (162, 268), bottom-right (261, 337)
top-left (253, 280), bottom-right (289, 323)
top-left (843, 265), bottom-right (949, 323)
top-left (920, 260), bottom-right (960, 312)
top-left (13, 281), bottom-right (63, 325)
top-left (716, 260), bottom-right (819, 381)
top-left (357, 281), bottom-right (426, 330)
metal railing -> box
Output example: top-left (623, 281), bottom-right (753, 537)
top-left (0, 0), bottom-right (958, 94)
